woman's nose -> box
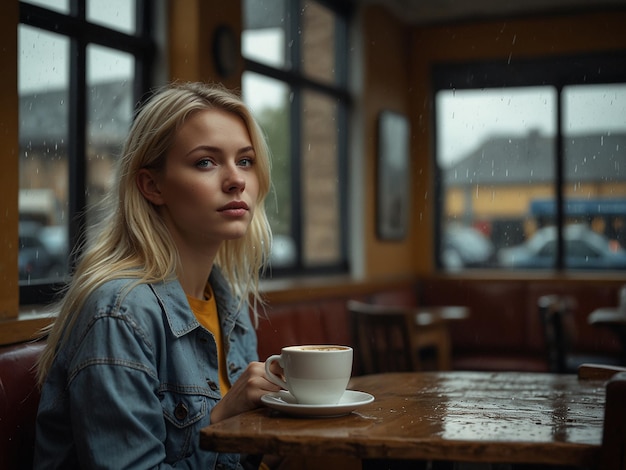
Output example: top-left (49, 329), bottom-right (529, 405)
top-left (223, 166), bottom-right (246, 193)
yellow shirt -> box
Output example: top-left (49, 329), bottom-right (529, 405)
top-left (186, 284), bottom-right (230, 395)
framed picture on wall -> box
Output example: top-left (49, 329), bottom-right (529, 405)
top-left (377, 110), bottom-right (410, 241)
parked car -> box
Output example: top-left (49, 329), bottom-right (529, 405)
top-left (441, 224), bottom-right (495, 269)
top-left (18, 221), bottom-right (66, 281)
top-left (269, 234), bottom-right (297, 268)
top-left (498, 224), bottom-right (626, 269)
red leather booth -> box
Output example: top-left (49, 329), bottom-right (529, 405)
top-left (0, 341), bottom-right (45, 470)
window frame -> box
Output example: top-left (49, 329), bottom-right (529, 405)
top-left (19, 0), bottom-right (155, 305)
top-left (432, 51), bottom-right (626, 271)
top-left (243, 0), bottom-right (352, 277)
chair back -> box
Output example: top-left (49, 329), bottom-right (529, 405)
top-left (347, 300), bottom-right (417, 375)
top-left (578, 363), bottom-right (626, 381)
top-left (601, 371), bottom-right (626, 470)
top-left (538, 294), bottom-right (577, 373)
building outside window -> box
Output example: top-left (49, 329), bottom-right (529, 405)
top-left (241, 0), bottom-right (350, 275)
top-left (18, 0), bottom-right (155, 304)
top-left (434, 55), bottom-right (626, 271)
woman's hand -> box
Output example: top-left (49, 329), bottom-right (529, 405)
top-left (209, 361), bottom-right (283, 424)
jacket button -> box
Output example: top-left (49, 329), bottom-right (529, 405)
top-left (174, 402), bottom-right (188, 420)
top-left (228, 362), bottom-right (241, 373)
top-left (206, 379), bottom-right (218, 391)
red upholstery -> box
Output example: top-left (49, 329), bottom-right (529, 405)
top-left (254, 287), bottom-right (420, 374)
top-left (420, 279), bottom-right (623, 371)
top-left (526, 282), bottom-right (621, 355)
top-left (257, 280), bottom-right (625, 374)
top-left (256, 298), bottom-right (355, 362)
top-left (420, 280), bottom-right (530, 353)
top-left (0, 341), bottom-right (45, 470)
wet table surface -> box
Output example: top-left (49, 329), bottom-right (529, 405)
top-left (200, 371), bottom-right (606, 466)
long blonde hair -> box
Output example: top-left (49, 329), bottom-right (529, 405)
top-left (37, 82), bottom-right (273, 385)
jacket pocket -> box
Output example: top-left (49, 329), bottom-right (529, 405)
top-left (161, 391), bottom-right (209, 462)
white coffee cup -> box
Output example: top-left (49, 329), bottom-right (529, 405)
top-left (265, 345), bottom-right (353, 405)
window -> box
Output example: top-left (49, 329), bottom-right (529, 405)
top-left (241, 0), bottom-right (350, 275)
top-left (434, 54), bottom-right (626, 271)
top-left (18, 0), bottom-right (155, 304)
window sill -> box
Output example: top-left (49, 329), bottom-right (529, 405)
top-left (259, 274), bottom-right (417, 304)
top-left (3, 275), bottom-right (417, 347)
top-left (1, 307), bottom-right (54, 346)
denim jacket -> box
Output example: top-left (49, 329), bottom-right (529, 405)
top-left (34, 268), bottom-right (258, 469)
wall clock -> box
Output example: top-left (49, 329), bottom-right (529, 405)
top-left (213, 24), bottom-right (238, 78)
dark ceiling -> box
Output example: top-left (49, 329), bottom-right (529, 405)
top-left (343, 0), bottom-right (626, 25)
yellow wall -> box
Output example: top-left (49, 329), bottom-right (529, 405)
top-left (361, 6), bottom-right (416, 278)
top-left (409, 11), bottom-right (626, 273)
top-left (169, 0), bottom-right (243, 89)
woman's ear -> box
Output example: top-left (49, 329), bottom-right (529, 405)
top-left (136, 168), bottom-right (165, 206)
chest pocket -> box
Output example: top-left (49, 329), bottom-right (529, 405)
top-left (161, 391), bottom-right (210, 462)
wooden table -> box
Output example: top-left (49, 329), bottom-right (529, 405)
top-left (200, 371), bottom-right (606, 467)
top-left (413, 306), bottom-right (469, 370)
top-left (589, 307), bottom-right (626, 365)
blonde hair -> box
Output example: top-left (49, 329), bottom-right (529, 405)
top-left (37, 82), bottom-right (272, 385)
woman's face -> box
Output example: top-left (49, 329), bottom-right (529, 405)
top-left (148, 108), bottom-right (259, 253)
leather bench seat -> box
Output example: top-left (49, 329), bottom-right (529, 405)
top-left (0, 341), bottom-right (45, 470)
top-left (421, 278), bottom-right (623, 372)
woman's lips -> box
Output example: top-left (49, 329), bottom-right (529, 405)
top-left (218, 201), bottom-right (249, 217)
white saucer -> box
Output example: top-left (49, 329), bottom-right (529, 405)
top-left (261, 390), bottom-right (374, 418)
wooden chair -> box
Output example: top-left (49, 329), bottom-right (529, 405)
top-left (602, 371), bottom-right (626, 470)
top-left (578, 363), bottom-right (626, 380)
top-left (539, 294), bottom-right (621, 373)
top-left (347, 300), bottom-right (418, 375)
top-left (578, 364), bottom-right (626, 470)
top-left (538, 294), bottom-right (577, 373)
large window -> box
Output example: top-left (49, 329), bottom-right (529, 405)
top-left (18, 0), bottom-right (155, 304)
top-left (434, 54), bottom-right (626, 271)
top-left (241, 0), bottom-right (350, 276)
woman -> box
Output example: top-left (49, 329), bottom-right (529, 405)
top-left (34, 82), bottom-right (281, 469)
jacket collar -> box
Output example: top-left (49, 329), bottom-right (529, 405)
top-left (148, 267), bottom-right (248, 338)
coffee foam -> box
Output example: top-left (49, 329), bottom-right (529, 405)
top-left (292, 345), bottom-right (349, 352)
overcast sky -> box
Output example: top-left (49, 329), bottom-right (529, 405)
top-left (19, 0), bottom-right (134, 93)
top-left (437, 84), bottom-right (626, 166)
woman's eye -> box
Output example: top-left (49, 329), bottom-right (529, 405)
top-left (238, 157), bottom-right (255, 168)
top-left (196, 158), bottom-right (215, 169)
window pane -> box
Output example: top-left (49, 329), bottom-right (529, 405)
top-left (243, 1), bottom-right (347, 275)
top-left (301, 0), bottom-right (336, 84)
top-left (301, 89), bottom-right (340, 266)
top-left (18, 25), bottom-right (70, 283)
top-left (436, 86), bottom-right (557, 270)
top-left (242, 72), bottom-right (294, 268)
top-left (562, 84), bottom-right (626, 269)
top-left (242, 0), bottom-right (290, 70)
top-left (86, 45), bottom-right (134, 231)
top-left (23, 0), bottom-right (69, 14)
top-left (87, 0), bottom-right (136, 34)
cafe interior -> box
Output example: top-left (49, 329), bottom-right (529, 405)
top-left (2, 0), bottom-right (626, 468)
